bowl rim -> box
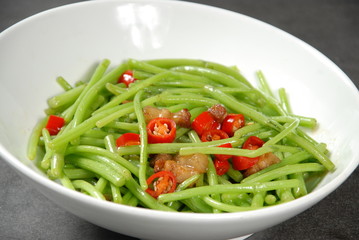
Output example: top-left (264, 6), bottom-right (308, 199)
top-left (1, 0), bottom-right (359, 221)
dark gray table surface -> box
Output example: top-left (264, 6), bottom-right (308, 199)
top-left (0, 0), bottom-right (358, 239)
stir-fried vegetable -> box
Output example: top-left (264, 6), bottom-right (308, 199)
top-left (27, 58), bottom-right (334, 213)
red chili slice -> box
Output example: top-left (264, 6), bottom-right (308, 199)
top-left (45, 115), bottom-right (65, 135)
top-left (118, 70), bottom-right (137, 87)
top-left (200, 129), bottom-right (232, 174)
top-left (191, 111), bottom-right (221, 136)
top-left (232, 136), bottom-right (265, 170)
top-left (215, 142), bottom-right (233, 162)
top-left (200, 129), bottom-right (229, 142)
top-left (214, 158), bottom-right (230, 176)
top-left (147, 118), bottom-right (176, 144)
top-left (242, 136), bottom-right (265, 149)
top-left (116, 133), bottom-right (141, 147)
top-left (145, 171), bottom-right (177, 198)
top-left (221, 114), bottom-right (245, 136)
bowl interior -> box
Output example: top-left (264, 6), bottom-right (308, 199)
top-left (0, 0), bottom-right (358, 239)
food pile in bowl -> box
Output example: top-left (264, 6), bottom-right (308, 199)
top-left (28, 58), bottom-right (334, 212)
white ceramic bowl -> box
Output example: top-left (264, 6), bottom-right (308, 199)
top-left (1, 0), bottom-right (358, 239)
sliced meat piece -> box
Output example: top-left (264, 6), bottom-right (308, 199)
top-left (208, 104), bottom-right (227, 123)
top-left (143, 106), bottom-right (172, 123)
top-left (171, 108), bottom-right (191, 128)
top-left (243, 152), bottom-right (281, 177)
top-left (150, 153), bottom-right (173, 172)
top-left (152, 153), bottom-right (208, 183)
top-left (143, 106), bottom-right (191, 128)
